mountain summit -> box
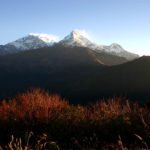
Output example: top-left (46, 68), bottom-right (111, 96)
top-left (59, 30), bottom-right (98, 49)
top-left (98, 43), bottom-right (139, 60)
top-left (0, 33), bottom-right (58, 55)
top-left (7, 33), bottom-right (58, 50)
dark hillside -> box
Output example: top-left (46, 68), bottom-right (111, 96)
top-left (0, 46), bottom-right (149, 103)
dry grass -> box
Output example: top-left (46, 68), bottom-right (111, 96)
top-left (0, 88), bottom-right (150, 149)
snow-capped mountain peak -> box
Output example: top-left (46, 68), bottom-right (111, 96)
top-left (7, 33), bottom-right (58, 50)
top-left (29, 33), bottom-right (59, 43)
top-left (109, 43), bottom-right (125, 53)
top-left (65, 30), bottom-right (87, 40)
top-left (60, 30), bottom-right (99, 49)
top-left (97, 43), bottom-right (139, 60)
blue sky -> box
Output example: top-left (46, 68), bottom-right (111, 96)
top-left (0, 0), bottom-right (150, 55)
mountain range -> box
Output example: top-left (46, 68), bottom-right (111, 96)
top-left (0, 30), bottom-right (149, 104)
top-left (0, 30), bottom-right (139, 61)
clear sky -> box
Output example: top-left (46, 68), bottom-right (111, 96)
top-left (0, 0), bottom-right (150, 55)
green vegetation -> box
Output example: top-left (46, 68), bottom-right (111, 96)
top-left (0, 89), bottom-right (150, 149)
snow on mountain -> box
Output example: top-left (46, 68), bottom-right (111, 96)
top-left (7, 33), bottom-right (58, 51)
top-left (0, 30), bottom-right (139, 60)
top-left (59, 30), bottom-right (100, 50)
top-left (97, 43), bottom-right (139, 60)
top-left (59, 30), bottom-right (139, 60)
top-left (108, 43), bottom-right (125, 53)
top-left (29, 33), bottom-right (58, 44)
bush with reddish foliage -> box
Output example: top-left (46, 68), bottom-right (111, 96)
top-left (0, 89), bottom-right (69, 124)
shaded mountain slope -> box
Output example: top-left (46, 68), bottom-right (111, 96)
top-left (0, 46), bottom-right (149, 103)
top-left (0, 45), bottom-right (127, 70)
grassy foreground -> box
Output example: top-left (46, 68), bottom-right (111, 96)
top-left (0, 89), bottom-right (150, 149)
